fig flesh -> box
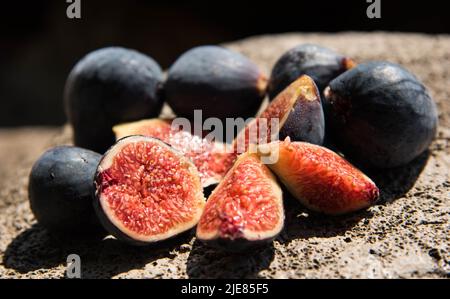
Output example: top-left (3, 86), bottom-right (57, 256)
top-left (94, 135), bottom-right (206, 245)
top-left (113, 119), bottom-right (235, 187)
top-left (196, 153), bottom-right (284, 252)
top-left (257, 139), bottom-right (379, 215)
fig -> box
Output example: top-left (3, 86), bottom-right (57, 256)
top-left (94, 135), bottom-right (206, 245)
top-left (28, 146), bottom-right (103, 234)
top-left (257, 139), bottom-right (379, 215)
top-left (196, 153), bottom-right (284, 252)
top-left (64, 47), bottom-right (164, 153)
top-left (113, 119), bottom-right (235, 187)
top-left (165, 45), bottom-right (267, 121)
top-left (268, 44), bottom-right (355, 99)
top-left (324, 61), bottom-right (438, 168)
top-left (234, 75), bottom-right (325, 153)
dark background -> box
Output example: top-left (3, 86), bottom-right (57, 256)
top-left (1, 0), bottom-right (448, 127)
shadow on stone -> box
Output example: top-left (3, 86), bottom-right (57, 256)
top-left (3, 224), bottom-right (191, 278)
top-left (365, 150), bottom-right (430, 204)
top-left (186, 239), bottom-right (275, 278)
top-left (275, 195), bottom-right (374, 244)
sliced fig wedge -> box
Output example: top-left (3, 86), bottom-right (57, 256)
top-left (94, 135), bottom-right (206, 245)
top-left (196, 153), bottom-right (284, 252)
top-left (113, 119), bottom-right (235, 188)
top-left (257, 139), bottom-right (379, 215)
top-left (234, 75), bottom-right (324, 154)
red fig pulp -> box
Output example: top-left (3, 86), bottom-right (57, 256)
top-left (113, 119), bottom-right (235, 187)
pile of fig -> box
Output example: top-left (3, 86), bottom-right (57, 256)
top-left (28, 43), bottom-right (438, 252)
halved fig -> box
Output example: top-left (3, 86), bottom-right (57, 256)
top-left (234, 75), bottom-right (325, 154)
top-left (94, 135), bottom-right (206, 245)
top-left (196, 153), bottom-right (284, 252)
top-left (257, 139), bottom-right (379, 215)
top-left (113, 119), bottom-right (235, 188)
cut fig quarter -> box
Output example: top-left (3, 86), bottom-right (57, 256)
top-left (234, 74), bottom-right (325, 154)
top-left (257, 139), bottom-right (379, 215)
top-left (196, 152), bottom-right (284, 252)
top-left (94, 135), bottom-right (206, 245)
top-left (113, 119), bottom-right (235, 188)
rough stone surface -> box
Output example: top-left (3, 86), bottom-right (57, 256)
top-left (0, 33), bottom-right (449, 278)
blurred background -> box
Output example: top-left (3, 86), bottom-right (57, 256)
top-left (0, 0), bottom-right (448, 127)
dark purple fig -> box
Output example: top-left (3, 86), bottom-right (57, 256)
top-left (28, 146), bottom-right (103, 235)
top-left (324, 61), bottom-right (438, 168)
top-left (268, 44), bottom-right (355, 100)
top-left (165, 45), bottom-right (267, 121)
top-left (64, 47), bottom-right (164, 153)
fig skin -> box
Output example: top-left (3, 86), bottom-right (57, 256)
top-left (324, 61), bottom-right (438, 168)
top-left (28, 146), bottom-right (103, 235)
top-left (64, 47), bottom-right (164, 153)
top-left (165, 45), bottom-right (267, 121)
top-left (196, 153), bottom-right (284, 252)
top-left (268, 44), bottom-right (355, 100)
top-left (94, 135), bottom-right (206, 246)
